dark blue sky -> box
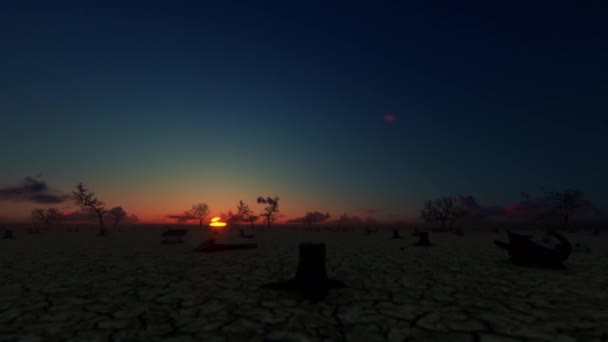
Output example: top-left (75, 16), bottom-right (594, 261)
top-left (1, 1), bottom-right (607, 222)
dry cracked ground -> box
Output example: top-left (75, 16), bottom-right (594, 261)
top-left (1, 228), bottom-right (607, 341)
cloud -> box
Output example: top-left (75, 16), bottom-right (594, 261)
top-left (504, 192), bottom-right (555, 220)
top-left (456, 192), bottom-right (603, 223)
top-left (166, 212), bottom-right (197, 223)
top-left (123, 214), bottom-right (139, 224)
top-left (343, 215), bottom-right (364, 225)
top-left (458, 195), bottom-right (505, 219)
top-left (257, 196), bottom-right (277, 205)
top-left (0, 177), bottom-right (71, 204)
top-left (288, 211), bottom-right (331, 224)
top-left (62, 209), bottom-right (98, 223)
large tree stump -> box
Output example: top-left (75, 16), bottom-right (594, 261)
top-left (295, 243), bottom-right (328, 283)
top-left (413, 232), bottom-right (432, 246)
top-left (262, 242), bottom-right (345, 302)
top-left (391, 229), bottom-right (402, 239)
top-left (2, 230), bottom-right (15, 239)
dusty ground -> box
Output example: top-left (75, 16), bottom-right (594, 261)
top-left (0, 227), bottom-right (607, 342)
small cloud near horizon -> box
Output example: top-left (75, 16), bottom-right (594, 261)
top-left (0, 177), bottom-right (71, 204)
top-left (165, 212), bottom-right (197, 223)
top-left (288, 211), bottom-right (331, 224)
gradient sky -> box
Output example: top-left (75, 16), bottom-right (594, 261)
top-left (1, 1), bottom-right (607, 223)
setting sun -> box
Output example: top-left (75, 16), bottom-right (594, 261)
top-left (209, 216), bottom-right (227, 228)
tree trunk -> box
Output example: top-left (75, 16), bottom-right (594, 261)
top-left (295, 243), bottom-right (328, 283)
top-left (565, 214), bottom-right (575, 232)
top-left (98, 212), bottom-right (107, 236)
top-left (440, 219), bottom-right (447, 231)
top-left (249, 218), bottom-right (254, 229)
top-left (199, 218), bottom-right (203, 227)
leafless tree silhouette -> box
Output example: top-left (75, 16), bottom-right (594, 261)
top-left (237, 200), bottom-right (259, 229)
top-left (225, 210), bottom-right (242, 227)
top-left (31, 208), bottom-right (63, 232)
top-left (337, 212), bottom-right (349, 230)
top-left (259, 196), bottom-right (280, 228)
top-left (109, 206), bottom-right (127, 229)
top-left (549, 189), bottom-right (585, 231)
top-left (420, 196), bottom-right (465, 231)
top-left (73, 183), bottom-right (109, 236)
top-left (190, 203), bottom-right (210, 227)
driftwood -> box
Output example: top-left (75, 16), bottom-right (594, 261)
top-left (262, 243), bottom-right (345, 302)
top-left (193, 239), bottom-right (257, 252)
top-left (494, 231), bottom-right (571, 268)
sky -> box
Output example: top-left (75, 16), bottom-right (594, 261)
top-left (1, 1), bottom-right (607, 224)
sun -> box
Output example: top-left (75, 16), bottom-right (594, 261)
top-left (209, 216), bottom-right (227, 228)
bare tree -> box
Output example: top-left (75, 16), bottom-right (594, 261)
top-left (550, 189), bottom-right (585, 231)
top-left (237, 200), bottom-right (259, 229)
top-left (31, 208), bottom-right (64, 233)
top-left (226, 210), bottom-right (243, 227)
top-left (259, 196), bottom-right (280, 228)
top-left (190, 203), bottom-right (210, 227)
top-left (337, 212), bottom-right (349, 230)
top-left (420, 196), bottom-right (465, 231)
top-left (31, 208), bottom-right (46, 233)
top-left (73, 183), bottom-right (109, 236)
top-left (109, 206), bottom-right (127, 229)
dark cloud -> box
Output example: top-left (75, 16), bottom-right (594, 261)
top-left (166, 212), bottom-right (196, 223)
top-left (459, 191), bottom-right (601, 222)
top-left (62, 209), bottom-right (97, 223)
top-left (123, 214), bottom-right (139, 224)
top-left (504, 192), bottom-right (555, 220)
top-left (0, 177), bottom-right (71, 204)
top-left (458, 195), bottom-right (505, 219)
top-left (257, 196), bottom-right (276, 205)
top-left (288, 211), bottom-right (331, 224)
top-left (344, 215), bottom-right (364, 225)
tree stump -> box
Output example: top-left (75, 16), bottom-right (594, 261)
top-left (413, 232), bottom-right (432, 246)
top-left (295, 243), bottom-right (328, 284)
top-left (2, 230), bottom-right (15, 239)
top-left (391, 229), bottom-right (402, 239)
top-left (262, 242), bottom-right (345, 302)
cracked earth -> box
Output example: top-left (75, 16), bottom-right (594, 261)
top-left (1, 228), bottom-right (607, 341)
